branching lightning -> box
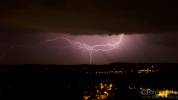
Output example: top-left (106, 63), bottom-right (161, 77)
top-left (62, 34), bottom-right (124, 64)
top-left (34, 33), bottom-right (125, 64)
top-left (0, 33), bottom-right (124, 64)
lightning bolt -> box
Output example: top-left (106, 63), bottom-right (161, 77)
top-left (62, 34), bottom-right (124, 64)
top-left (0, 33), bottom-right (124, 64)
top-left (39, 33), bottom-right (124, 64)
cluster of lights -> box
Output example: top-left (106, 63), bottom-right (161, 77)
top-left (83, 82), bottom-right (114, 100)
top-left (85, 71), bottom-right (123, 75)
top-left (139, 87), bottom-right (178, 98)
top-left (85, 66), bottom-right (161, 75)
top-left (95, 71), bottom-right (123, 74)
top-left (96, 82), bottom-right (113, 100)
top-left (137, 66), bottom-right (160, 74)
top-left (137, 68), bottom-right (153, 74)
top-left (156, 89), bottom-right (178, 98)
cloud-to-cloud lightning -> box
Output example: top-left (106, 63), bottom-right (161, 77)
top-left (38, 33), bottom-right (124, 64)
top-left (0, 33), bottom-right (124, 64)
top-left (62, 34), bottom-right (124, 64)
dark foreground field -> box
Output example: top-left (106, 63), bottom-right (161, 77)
top-left (0, 63), bottom-right (177, 99)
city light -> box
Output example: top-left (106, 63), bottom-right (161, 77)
top-left (83, 82), bottom-right (114, 100)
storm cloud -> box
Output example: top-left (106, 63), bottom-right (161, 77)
top-left (0, 0), bottom-right (178, 34)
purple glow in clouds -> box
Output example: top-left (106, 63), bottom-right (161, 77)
top-left (41, 33), bottom-right (125, 64)
top-left (63, 34), bottom-right (124, 64)
top-left (1, 33), bottom-right (177, 64)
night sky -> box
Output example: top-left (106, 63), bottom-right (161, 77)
top-left (0, 0), bottom-right (178, 64)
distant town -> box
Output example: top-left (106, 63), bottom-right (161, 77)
top-left (0, 63), bottom-right (177, 99)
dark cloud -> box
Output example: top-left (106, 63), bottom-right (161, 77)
top-left (144, 33), bottom-right (178, 48)
top-left (0, 0), bottom-right (178, 35)
top-left (1, 0), bottom-right (178, 64)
